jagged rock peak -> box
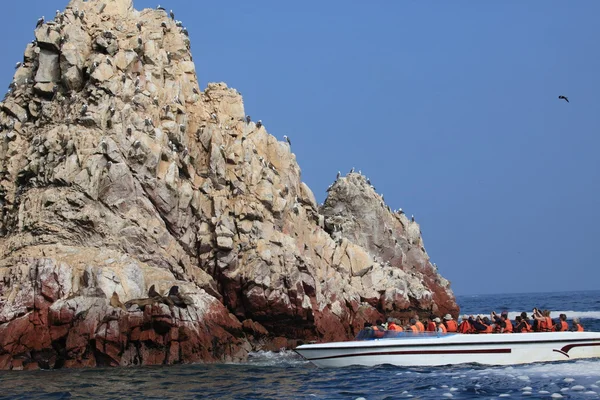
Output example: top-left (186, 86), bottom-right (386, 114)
top-left (67, 0), bottom-right (134, 16)
top-left (0, 0), bottom-right (458, 371)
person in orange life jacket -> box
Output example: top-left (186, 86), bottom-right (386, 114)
top-left (554, 314), bottom-right (569, 331)
top-left (492, 311), bottom-right (513, 333)
top-left (406, 318), bottom-right (419, 333)
top-left (443, 314), bottom-right (458, 332)
top-left (457, 315), bottom-right (472, 334)
top-left (570, 317), bottom-right (584, 332)
top-left (425, 315), bottom-right (437, 332)
top-left (413, 315), bottom-right (425, 332)
top-left (433, 317), bottom-right (446, 334)
top-left (372, 319), bottom-right (386, 338)
top-left (387, 317), bottom-right (403, 332)
top-left (469, 315), bottom-right (493, 333)
top-left (514, 313), bottom-right (532, 333)
top-left (532, 308), bottom-right (548, 331)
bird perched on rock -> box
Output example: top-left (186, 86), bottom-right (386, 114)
top-left (558, 95), bottom-right (569, 103)
top-left (136, 22), bottom-right (143, 31)
top-left (170, 10), bottom-right (175, 20)
top-left (148, 284), bottom-right (161, 298)
top-left (36, 16), bottom-right (45, 28)
top-left (411, 215), bottom-right (415, 222)
top-left (284, 135), bottom-right (291, 145)
top-left (256, 120), bottom-right (262, 128)
top-left (245, 115), bottom-right (251, 123)
top-left (157, 5), bottom-right (166, 11)
top-left (110, 292), bottom-right (126, 311)
top-left (336, 171), bottom-right (341, 179)
top-left (15, 62), bottom-right (22, 69)
top-left (80, 104), bottom-right (88, 115)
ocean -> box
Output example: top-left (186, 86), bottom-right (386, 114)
top-left (1, 290), bottom-right (599, 399)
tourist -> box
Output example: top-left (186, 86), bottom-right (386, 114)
top-left (570, 317), bottom-right (584, 332)
top-left (492, 311), bottom-right (513, 333)
top-left (387, 317), bottom-right (403, 332)
top-left (406, 318), bottom-right (419, 333)
top-left (457, 315), bottom-right (472, 333)
top-left (433, 317), bottom-right (446, 334)
top-left (414, 315), bottom-right (425, 332)
top-left (469, 315), bottom-right (493, 333)
top-left (553, 314), bottom-right (568, 331)
top-left (533, 308), bottom-right (552, 332)
top-left (425, 315), bottom-right (436, 332)
top-left (514, 312), bottom-right (532, 333)
top-left (443, 314), bottom-right (458, 332)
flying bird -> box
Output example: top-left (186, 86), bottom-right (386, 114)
top-left (558, 95), bottom-right (569, 103)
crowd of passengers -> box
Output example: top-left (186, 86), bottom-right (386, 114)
top-left (357, 308), bottom-right (584, 339)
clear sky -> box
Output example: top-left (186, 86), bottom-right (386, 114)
top-left (2, 1), bottom-right (599, 295)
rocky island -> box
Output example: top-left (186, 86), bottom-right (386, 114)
top-left (0, 0), bottom-right (458, 370)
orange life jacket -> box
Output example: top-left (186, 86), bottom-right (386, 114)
top-left (504, 319), bottom-right (513, 333)
top-left (408, 325), bottom-right (418, 333)
top-left (457, 321), bottom-right (472, 334)
top-left (415, 321), bottom-right (425, 332)
top-left (477, 324), bottom-right (493, 334)
top-left (426, 321), bottom-right (436, 332)
top-left (538, 317), bottom-right (552, 332)
top-left (372, 326), bottom-right (385, 338)
top-left (576, 323), bottom-right (584, 332)
top-left (388, 323), bottom-right (403, 332)
top-left (445, 320), bottom-right (458, 332)
top-left (518, 320), bottom-right (532, 333)
top-left (554, 321), bottom-right (568, 331)
top-left (438, 324), bottom-right (447, 333)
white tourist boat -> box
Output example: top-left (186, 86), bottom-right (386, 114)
top-left (294, 331), bottom-right (600, 367)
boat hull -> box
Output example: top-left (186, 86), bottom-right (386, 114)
top-left (294, 332), bottom-right (600, 367)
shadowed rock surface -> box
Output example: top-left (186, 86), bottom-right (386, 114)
top-left (0, 0), bottom-right (458, 370)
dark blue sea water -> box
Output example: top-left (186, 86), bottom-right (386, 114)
top-left (1, 290), bottom-right (599, 399)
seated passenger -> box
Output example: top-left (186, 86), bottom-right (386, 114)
top-left (515, 312), bottom-right (532, 332)
top-left (372, 319), bottom-right (386, 338)
top-left (469, 315), bottom-right (493, 333)
top-left (457, 315), bottom-right (472, 333)
top-left (425, 315), bottom-right (436, 332)
top-left (433, 317), bottom-right (446, 334)
top-left (443, 314), bottom-right (458, 332)
top-left (533, 308), bottom-right (553, 332)
top-left (492, 311), bottom-right (513, 333)
top-left (414, 315), bottom-right (425, 332)
top-left (554, 313), bottom-right (568, 331)
top-left (387, 317), bottom-right (403, 332)
top-left (406, 318), bottom-right (419, 333)
top-left (570, 317), bottom-right (584, 332)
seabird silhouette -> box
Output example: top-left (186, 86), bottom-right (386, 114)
top-left (170, 10), bottom-right (175, 20)
top-left (36, 17), bottom-right (44, 28)
top-left (246, 115), bottom-right (251, 123)
top-left (284, 135), bottom-right (291, 145)
top-left (256, 120), bottom-right (262, 128)
top-left (558, 95), bottom-right (569, 103)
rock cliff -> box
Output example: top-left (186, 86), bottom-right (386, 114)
top-left (0, 0), bottom-right (458, 370)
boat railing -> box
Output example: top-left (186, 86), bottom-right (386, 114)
top-left (355, 329), bottom-right (453, 341)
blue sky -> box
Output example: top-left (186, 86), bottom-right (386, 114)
top-left (2, 1), bottom-right (599, 295)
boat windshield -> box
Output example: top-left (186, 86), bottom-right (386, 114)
top-left (355, 329), bottom-right (452, 340)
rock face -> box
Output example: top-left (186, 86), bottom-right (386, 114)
top-left (0, 0), bottom-right (458, 370)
